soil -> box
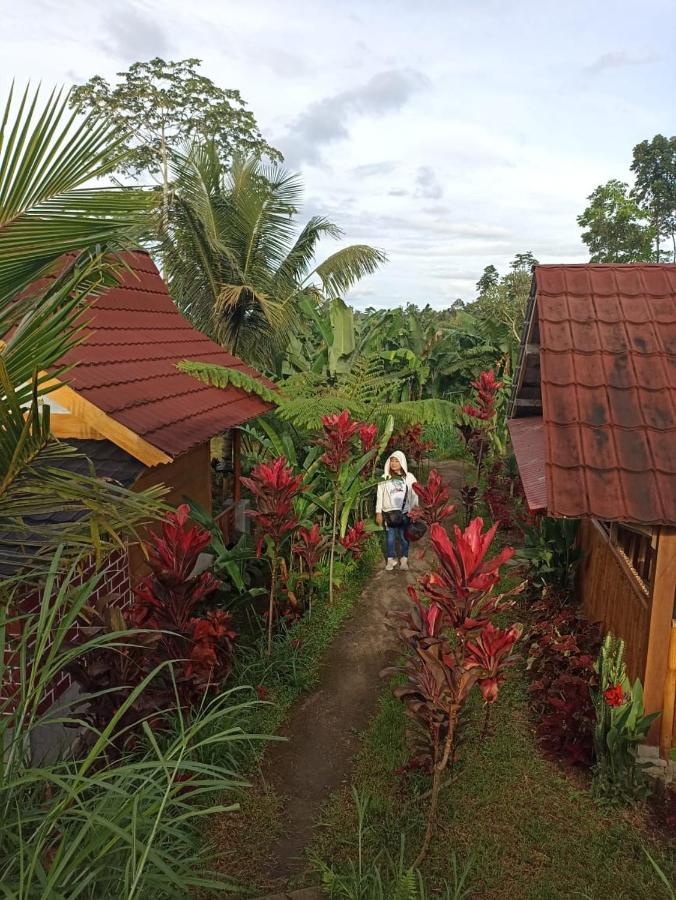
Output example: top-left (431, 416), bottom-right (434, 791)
top-left (256, 460), bottom-right (465, 890)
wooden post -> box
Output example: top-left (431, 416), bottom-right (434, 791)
top-left (660, 620), bottom-right (676, 760)
top-left (644, 528), bottom-right (676, 744)
top-left (232, 428), bottom-right (241, 503)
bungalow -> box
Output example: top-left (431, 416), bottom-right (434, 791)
top-left (4, 250), bottom-right (273, 713)
top-left (508, 263), bottom-right (676, 756)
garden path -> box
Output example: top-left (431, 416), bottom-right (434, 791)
top-left (259, 459), bottom-right (465, 890)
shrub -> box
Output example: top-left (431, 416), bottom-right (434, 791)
top-left (0, 553), bottom-right (264, 897)
top-left (526, 599), bottom-right (603, 767)
top-left (518, 516), bottom-right (582, 590)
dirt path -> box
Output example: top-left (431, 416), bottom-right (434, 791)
top-left (259, 460), bottom-right (465, 889)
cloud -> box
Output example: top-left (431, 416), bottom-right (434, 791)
top-left (281, 68), bottom-right (429, 165)
top-left (414, 165), bottom-right (444, 200)
top-left (351, 160), bottom-right (398, 178)
top-left (100, 1), bottom-right (170, 60)
top-left (583, 50), bottom-right (658, 74)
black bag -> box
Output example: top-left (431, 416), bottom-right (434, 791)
top-left (405, 520), bottom-right (427, 542)
top-left (383, 485), bottom-right (407, 528)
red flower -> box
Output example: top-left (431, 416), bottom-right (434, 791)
top-left (340, 520), bottom-right (369, 558)
top-left (603, 683), bottom-right (625, 707)
top-left (256, 685), bottom-right (269, 700)
top-left (242, 457), bottom-right (303, 555)
top-left (464, 621), bottom-right (522, 703)
top-left (292, 523), bottom-right (327, 572)
top-left (429, 519), bottom-right (514, 599)
top-left (411, 469), bottom-right (456, 526)
top-left (319, 410), bottom-right (360, 471)
top-left (359, 423), bottom-right (379, 453)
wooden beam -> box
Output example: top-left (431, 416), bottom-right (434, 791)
top-left (43, 377), bottom-right (172, 467)
top-left (514, 398), bottom-right (542, 408)
top-left (644, 527), bottom-right (676, 745)
top-left (232, 428), bottom-right (241, 503)
top-left (660, 620), bottom-right (676, 759)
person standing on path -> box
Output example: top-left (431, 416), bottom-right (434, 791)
top-left (375, 450), bottom-right (418, 571)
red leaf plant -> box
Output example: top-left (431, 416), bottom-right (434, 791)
top-left (318, 410), bottom-right (365, 606)
top-left (386, 515), bottom-right (522, 867)
top-left (458, 369), bottom-right (503, 474)
top-left (242, 457), bottom-right (303, 558)
top-left (358, 422), bottom-right (378, 453)
top-left (131, 505), bottom-right (233, 704)
top-left (291, 523), bottom-right (328, 613)
top-left (241, 456), bottom-right (303, 655)
top-left (411, 469), bottom-right (456, 526)
top-left (319, 409), bottom-right (360, 471)
top-left (525, 600), bottom-right (602, 767)
top-left (340, 520), bottom-right (369, 558)
top-left (388, 423), bottom-right (434, 468)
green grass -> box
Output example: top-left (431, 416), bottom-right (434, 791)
top-left (310, 668), bottom-right (674, 899)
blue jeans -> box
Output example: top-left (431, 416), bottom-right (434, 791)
top-left (385, 515), bottom-right (409, 559)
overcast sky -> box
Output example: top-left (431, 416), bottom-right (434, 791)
top-left (2, 0), bottom-right (675, 307)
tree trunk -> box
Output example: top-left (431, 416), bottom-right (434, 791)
top-left (413, 703), bottom-right (459, 869)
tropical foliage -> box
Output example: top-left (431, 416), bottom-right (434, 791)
top-left (163, 145), bottom-right (386, 367)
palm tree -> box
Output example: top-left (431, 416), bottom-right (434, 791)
top-left (0, 85), bottom-right (162, 579)
top-left (163, 143), bottom-right (387, 368)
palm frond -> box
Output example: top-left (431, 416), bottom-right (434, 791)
top-left (310, 244), bottom-right (387, 297)
top-left (0, 84), bottom-right (152, 303)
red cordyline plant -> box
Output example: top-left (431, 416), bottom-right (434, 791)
top-left (386, 517), bottom-right (522, 866)
top-left (411, 468), bottom-right (456, 527)
top-left (340, 520), bottom-right (369, 558)
top-left (131, 505), bottom-right (234, 702)
top-left (242, 457), bottom-right (303, 654)
top-left (388, 423), bottom-right (434, 468)
top-left (292, 523), bottom-right (329, 613)
top-left (319, 410), bottom-right (364, 605)
top-left (459, 368), bottom-right (504, 476)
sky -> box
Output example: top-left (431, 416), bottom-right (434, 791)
top-left (2, 0), bottom-right (675, 308)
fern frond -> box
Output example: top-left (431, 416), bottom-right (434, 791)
top-left (380, 398), bottom-right (458, 428)
top-left (178, 360), bottom-right (279, 405)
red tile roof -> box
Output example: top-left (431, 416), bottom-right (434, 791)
top-left (507, 417), bottom-right (546, 512)
top-left (59, 251), bottom-right (274, 460)
top-left (536, 264), bottom-right (676, 524)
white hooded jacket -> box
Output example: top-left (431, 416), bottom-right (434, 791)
top-left (375, 451), bottom-right (418, 515)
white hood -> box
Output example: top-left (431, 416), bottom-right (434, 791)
top-left (384, 450), bottom-right (408, 478)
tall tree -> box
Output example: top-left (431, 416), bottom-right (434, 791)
top-left (630, 134), bottom-right (676, 261)
top-left (70, 58), bottom-right (281, 230)
top-left (476, 264), bottom-right (499, 295)
top-left (577, 179), bottom-right (655, 262)
top-left (163, 143), bottom-right (386, 369)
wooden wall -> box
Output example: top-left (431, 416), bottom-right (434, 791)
top-left (127, 441), bottom-right (212, 584)
top-left (578, 519), bottom-right (652, 681)
top-left (579, 520), bottom-right (676, 747)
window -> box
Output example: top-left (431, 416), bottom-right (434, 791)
top-left (598, 521), bottom-right (657, 592)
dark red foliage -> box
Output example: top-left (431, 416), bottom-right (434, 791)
top-left (459, 483), bottom-right (478, 526)
top-left (241, 456), bottom-right (303, 556)
top-left (319, 410), bottom-right (360, 471)
top-left (411, 469), bottom-right (456, 526)
top-left (131, 505), bottom-right (234, 700)
top-left (359, 422), bottom-right (379, 453)
top-left (463, 369), bottom-right (503, 421)
top-left (465, 621), bottom-right (522, 703)
top-left (526, 600), bottom-right (603, 767)
top-left (483, 459), bottom-right (514, 530)
top-left (340, 520), bottom-right (369, 558)
top-left (292, 523), bottom-right (328, 571)
top-left (388, 423), bottom-right (434, 467)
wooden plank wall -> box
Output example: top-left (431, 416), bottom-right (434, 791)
top-left (577, 519), bottom-right (651, 681)
top-left (127, 442), bottom-right (212, 585)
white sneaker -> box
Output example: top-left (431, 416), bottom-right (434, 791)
top-left (399, 557), bottom-right (409, 571)
top-left (385, 558), bottom-right (398, 571)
